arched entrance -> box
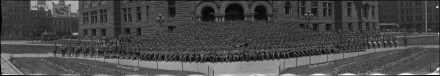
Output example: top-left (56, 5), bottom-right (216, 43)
top-left (225, 3), bottom-right (245, 21)
top-left (254, 5), bottom-right (267, 21)
top-left (201, 6), bottom-right (215, 22)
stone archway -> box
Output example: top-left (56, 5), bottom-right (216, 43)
top-left (224, 3), bottom-right (245, 21)
top-left (201, 6), bottom-right (216, 22)
top-left (196, 2), bottom-right (219, 17)
top-left (254, 5), bottom-right (268, 21)
top-left (250, 1), bottom-right (273, 15)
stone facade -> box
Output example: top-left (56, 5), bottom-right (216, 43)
top-left (78, 1), bottom-right (379, 37)
top-left (1, 0), bottom-right (33, 40)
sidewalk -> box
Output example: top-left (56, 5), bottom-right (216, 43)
top-left (1, 45), bottom-right (438, 76)
top-left (1, 56), bottom-right (23, 75)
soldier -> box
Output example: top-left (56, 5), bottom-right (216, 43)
top-left (53, 44), bottom-right (58, 57)
top-left (403, 35), bottom-right (408, 47)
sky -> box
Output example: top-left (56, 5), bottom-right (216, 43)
top-left (30, 0), bottom-right (79, 13)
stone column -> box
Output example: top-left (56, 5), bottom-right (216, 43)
top-left (215, 17), bottom-right (218, 22)
top-left (221, 17), bottom-right (225, 22)
top-left (198, 17), bottom-right (201, 22)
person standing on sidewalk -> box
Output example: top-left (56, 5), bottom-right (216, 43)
top-left (403, 35), bottom-right (408, 47)
top-left (53, 43), bottom-right (58, 57)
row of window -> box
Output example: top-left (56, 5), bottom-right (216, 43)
top-left (400, 7), bottom-right (438, 15)
top-left (2, 14), bottom-right (31, 20)
top-left (401, 15), bottom-right (439, 22)
top-left (347, 23), bottom-right (377, 31)
top-left (379, 16), bottom-right (397, 22)
top-left (1, 31), bottom-right (30, 38)
top-left (285, 1), bottom-right (333, 18)
top-left (83, 29), bottom-right (107, 37)
top-left (56, 26), bottom-right (71, 32)
top-left (2, 25), bottom-right (31, 29)
top-left (1, 0), bottom-right (29, 4)
top-left (83, 9), bottom-right (108, 24)
top-left (1, 6), bottom-right (30, 12)
top-left (54, 20), bottom-right (71, 25)
top-left (379, 1), bottom-right (397, 7)
top-left (122, 5), bottom-right (150, 23)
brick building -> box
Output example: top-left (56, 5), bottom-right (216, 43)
top-left (1, 0), bottom-right (33, 40)
top-left (379, 1), bottom-right (439, 31)
top-left (78, 1), bottom-right (379, 37)
top-left (30, 0), bottom-right (80, 39)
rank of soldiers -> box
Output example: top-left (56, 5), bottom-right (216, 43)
top-left (54, 21), bottom-right (398, 63)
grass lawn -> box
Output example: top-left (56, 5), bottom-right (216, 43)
top-left (1, 45), bottom-right (59, 54)
top-left (28, 40), bottom-right (90, 44)
top-left (384, 32), bottom-right (438, 36)
top-left (386, 48), bottom-right (439, 74)
top-left (10, 57), bottom-right (64, 74)
top-left (9, 57), bottom-right (205, 75)
top-left (279, 48), bottom-right (439, 75)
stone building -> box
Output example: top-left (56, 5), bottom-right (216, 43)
top-left (1, 0), bottom-right (33, 40)
top-left (379, 1), bottom-right (439, 31)
top-left (78, 1), bottom-right (379, 37)
top-left (30, 0), bottom-right (80, 39)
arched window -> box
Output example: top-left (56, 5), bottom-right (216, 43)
top-left (284, 2), bottom-right (291, 14)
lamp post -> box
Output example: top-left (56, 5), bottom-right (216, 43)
top-left (155, 14), bottom-right (165, 26)
top-left (425, 0), bottom-right (428, 34)
top-left (304, 11), bottom-right (314, 30)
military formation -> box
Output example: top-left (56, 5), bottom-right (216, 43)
top-left (55, 21), bottom-right (398, 63)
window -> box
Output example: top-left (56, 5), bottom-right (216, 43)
top-left (83, 29), bottom-right (88, 36)
top-left (325, 24), bottom-right (332, 31)
top-left (101, 29), bottom-right (106, 36)
top-left (284, 2), bottom-right (291, 14)
top-left (123, 8), bottom-right (132, 22)
top-left (311, 8), bottom-right (318, 17)
top-left (146, 5), bottom-right (149, 21)
top-left (168, 0), bottom-right (176, 17)
top-left (311, 2), bottom-right (318, 7)
top-left (99, 9), bottom-right (107, 23)
top-left (137, 28), bottom-right (141, 36)
top-left (136, 6), bottom-right (142, 21)
top-left (371, 6), bottom-right (375, 18)
top-left (92, 29), bottom-right (96, 36)
top-left (372, 23), bottom-right (376, 30)
top-left (348, 23), bottom-right (353, 31)
top-left (323, 2), bottom-right (332, 17)
top-left (363, 6), bottom-right (369, 17)
top-left (347, 2), bottom-right (352, 17)
top-left (366, 23), bottom-right (370, 30)
top-left (298, 1), bottom-right (305, 17)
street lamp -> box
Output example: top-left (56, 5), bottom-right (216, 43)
top-left (155, 14), bottom-right (165, 26)
top-left (304, 11), bottom-right (314, 30)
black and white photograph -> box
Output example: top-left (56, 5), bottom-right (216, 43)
top-left (1, 0), bottom-right (439, 76)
